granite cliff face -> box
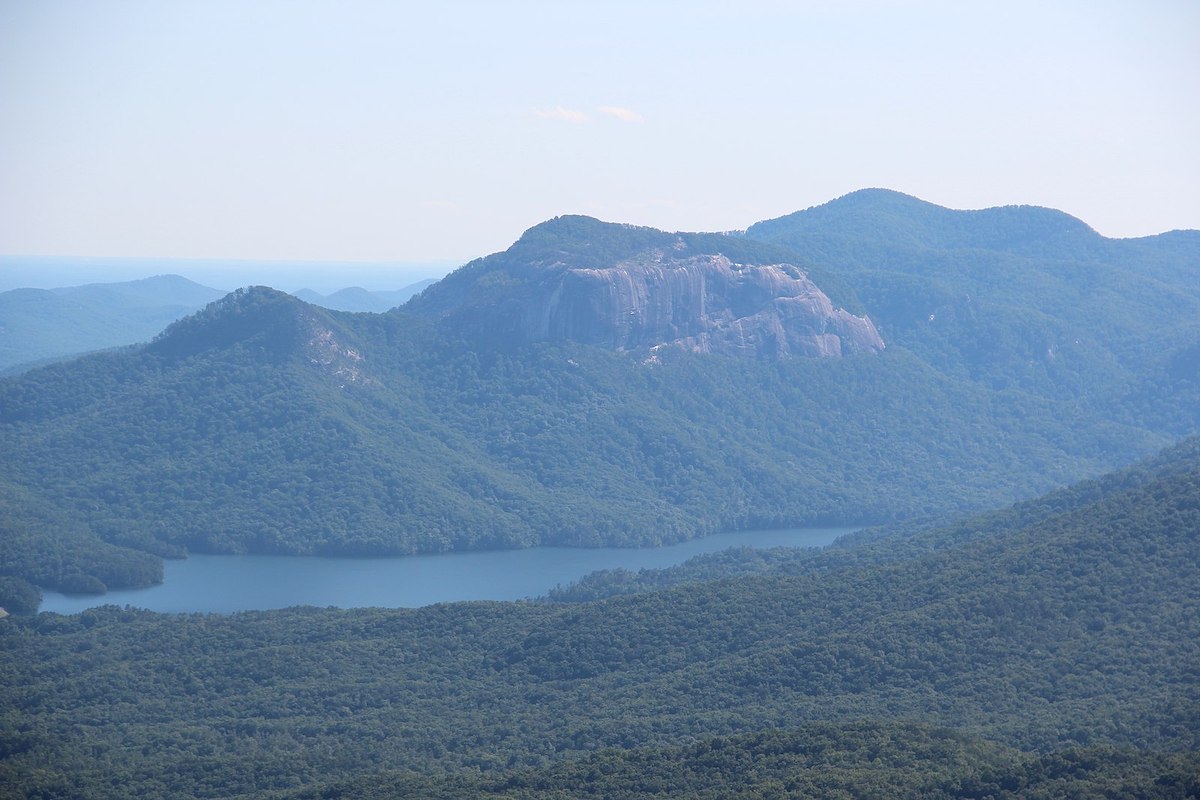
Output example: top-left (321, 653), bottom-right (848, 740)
top-left (536, 253), bottom-right (882, 357)
top-left (406, 216), bottom-right (884, 359)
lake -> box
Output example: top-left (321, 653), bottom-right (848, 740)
top-left (38, 526), bottom-right (853, 614)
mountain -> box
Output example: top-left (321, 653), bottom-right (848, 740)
top-left (0, 275), bottom-right (442, 374)
top-left (0, 274), bottom-right (225, 373)
top-left (291, 279), bottom-right (439, 313)
top-left (405, 215), bottom-right (882, 358)
top-left (550, 432), bottom-right (1200, 602)
top-left (747, 188), bottom-right (1107, 256)
top-left (2, 438), bottom-right (1196, 797)
top-left (1, 194), bottom-right (1196, 595)
top-left (745, 189), bottom-right (1200, 432)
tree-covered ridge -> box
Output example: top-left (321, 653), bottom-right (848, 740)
top-left (548, 437), bottom-right (1200, 602)
top-left (1, 442), bottom-right (1196, 797)
top-left (0, 286), bottom-right (1162, 595)
top-left (2, 192), bottom-right (1198, 596)
top-left (746, 188), bottom-right (1107, 256)
top-left (744, 189), bottom-right (1200, 432)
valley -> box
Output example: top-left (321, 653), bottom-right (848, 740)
top-left (2, 436), bottom-right (1197, 797)
top-left (2, 192), bottom-right (1196, 602)
top-left (6, 3), bottom-right (1198, 796)
top-left (1, 191), bottom-right (1197, 799)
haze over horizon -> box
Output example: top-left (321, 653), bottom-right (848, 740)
top-left (2, 1), bottom-right (1198, 284)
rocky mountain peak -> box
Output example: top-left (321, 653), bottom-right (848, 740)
top-left (148, 287), bottom-right (370, 384)
top-left (406, 219), bottom-right (884, 359)
top-left (536, 250), bottom-right (884, 357)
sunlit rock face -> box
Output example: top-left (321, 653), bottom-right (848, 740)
top-left (406, 216), bottom-right (884, 360)
top-left (538, 254), bottom-right (884, 358)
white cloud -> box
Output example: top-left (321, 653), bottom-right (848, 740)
top-left (421, 199), bottom-right (458, 210)
top-left (534, 105), bottom-right (591, 123)
top-left (598, 106), bottom-right (643, 123)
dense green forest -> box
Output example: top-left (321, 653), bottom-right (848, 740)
top-left (2, 441), bottom-right (1197, 797)
top-left (745, 189), bottom-right (1200, 432)
top-left (280, 725), bottom-right (1200, 799)
top-left (3, 193), bottom-right (1197, 596)
top-left (2, 196), bottom-right (1197, 795)
top-left (0, 296), bottom-right (1159, 593)
top-left (548, 434), bottom-right (1200, 602)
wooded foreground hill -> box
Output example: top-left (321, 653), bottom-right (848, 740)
top-left (1, 437), bottom-right (1197, 798)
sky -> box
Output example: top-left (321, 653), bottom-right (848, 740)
top-left (1, 0), bottom-right (1198, 289)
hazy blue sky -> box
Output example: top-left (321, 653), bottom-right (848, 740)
top-left (2, 0), bottom-right (1197, 283)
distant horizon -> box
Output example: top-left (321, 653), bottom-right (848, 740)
top-left (4, 185), bottom-right (1198, 293)
top-left (0, 254), bottom-right (460, 294)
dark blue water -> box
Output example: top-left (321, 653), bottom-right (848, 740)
top-left (38, 526), bottom-right (853, 614)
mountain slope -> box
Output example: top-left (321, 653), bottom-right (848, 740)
top-left (0, 284), bottom-right (1163, 594)
top-left (2, 194), bottom-right (1197, 593)
top-left (745, 189), bottom-right (1200, 432)
top-left (2, 438), bottom-right (1196, 797)
top-left (747, 188), bottom-right (1107, 256)
top-left (549, 435), bottom-right (1200, 602)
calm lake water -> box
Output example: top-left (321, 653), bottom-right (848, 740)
top-left (39, 526), bottom-right (853, 615)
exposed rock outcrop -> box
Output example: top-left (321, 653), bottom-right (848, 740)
top-left (538, 253), bottom-right (883, 357)
top-left (406, 217), bottom-right (884, 359)
top-left (150, 286), bottom-right (374, 385)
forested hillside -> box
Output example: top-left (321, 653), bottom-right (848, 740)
top-left (0, 285), bottom-right (1160, 595)
top-left (2, 440), bottom-right (1196, 798)
top-left (746, 189), bottom-right (1200, 432)
top-left (2, 194), bottom-right (1197, 596)
top-left (549, 434), bottom-right (1200, 602)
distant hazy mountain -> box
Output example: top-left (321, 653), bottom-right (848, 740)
top-left (0, 255), bottom-right (458, 296)
top-left (0, 274), bottom-right (225, 373)
top-left (291, 279), bottom-right (439, 313)
top-left (3, 191), bottom-right (1196, 595)
top-left (0, 276), bottom-right (443, 373)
